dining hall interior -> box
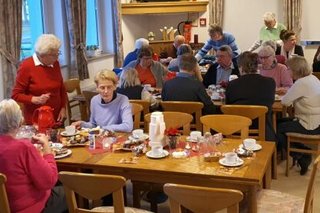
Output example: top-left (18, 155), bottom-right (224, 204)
top-left (0, 0), bottom-right (320, 213)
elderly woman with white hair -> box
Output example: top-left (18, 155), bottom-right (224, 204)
top-left (12, 34), bottom-right (67, 125)
top-left (123, 38), bottom-right (149, 67)
top-left (277, 56), bottom-right (320, 175)
top-left (0, 99), bottom-right (67, 213)
top-left (72, 69), bottom-right (133, 132)
top-left (258, 45), bottom-right (293, 95)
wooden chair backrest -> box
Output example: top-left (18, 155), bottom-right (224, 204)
top-left (59, 171), bottom-right (126, 213)
top-left (129, 100), bottom-right (151, 128)
top-left (200, 115), bottom-right (252, 139)
top-left (221, 105), bottom-right (268, 140)
top-left (304, 154), bottom-right (320, 213)
top-left (131, 103), bottom-right (143, 130)
top-left (164, 183), bottom-right (243, 213)
top-left (144, 112), bottom-right (193, 135)
top-left (64, 78), bottom-right (82, 124)
top-left (0, 173), bottom-right (10, 213)
top-left (161, 101), bottom-right (204, 131)
top-left (82, 91), bottom-right (98, 116)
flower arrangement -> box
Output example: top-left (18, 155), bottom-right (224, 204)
top-left (165, 127), bottom-right (180, 149)
top-left (165, 127), bottom-right (180, 136)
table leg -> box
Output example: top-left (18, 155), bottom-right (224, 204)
top-left (272, 148), bottom-right (278, 179)
top-left (247, 185), bottom-right (258, 213)
top-left (132, 181), bottom-right (141, 208)
top-left (263, 160), bottom-right (272, 189)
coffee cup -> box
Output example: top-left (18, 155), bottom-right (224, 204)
top-left (132, 129), bottom-right (144, 139)
top-left (243, 138), bottom-right (256, 150)
top-left (151, 145), bottom-right (163, 157)
top-left (224, 152), bottom-right (238, 164)
top-left (65, 125), bottom-right (76, 135)
top-left (190, 131), bottom-right (202, 141)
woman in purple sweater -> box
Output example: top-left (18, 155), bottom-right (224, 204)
top-left (0, 99), bottom-right (67, 213)
top-left (72, 70), bottom-right (133, 132)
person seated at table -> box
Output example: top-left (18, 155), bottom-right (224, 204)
top-left (313, 45), bottom-right (320, 72)
top-left (0, 99), bottom-right (67, 213)
top-left (159, 35), bottom-right (185, 64)
top-left (277, 56), bottom-right (320, 175)
top-left (123, 38), bottom-right (149, 67)
top-left (261, 40), bottom-right (286, 65)
top-left (162, 54), bottom-right (217, 115)
top-left (225, 51), bottom-right (276, 142)
top-left (203, 45), bottom-right (240, 88)
top-left (117, 67), bottom-right (156, 104)
top-left (276, 29), bottom-right (304, 62)
top-left (11, 34), bottom-right (67, 125)
top-left (258, 45), bottom-right (293, 95)
top-left (168, 44), bottom-right (203, 82)
top-left (72, 70), bottom-right (133, 132)
top-left (195, 24), bottom-right (241, 62)
top-left (124, 46), bottom-right (168, 88)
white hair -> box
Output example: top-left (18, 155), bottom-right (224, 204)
top-left (0, 99), bottom-right (23, 134)
top-left (135, 38), bottom-right (149, 49)
top-left (35, 34), bottom-right (61, 55)
top-left (263, 12), bottom-right (276, 22)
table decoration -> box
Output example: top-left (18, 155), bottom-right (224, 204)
top-left (165, 127), bottom-right (180, 149)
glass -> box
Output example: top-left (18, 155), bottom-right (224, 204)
top-left (16, 125), bottom-right (37, 139)
top-left (46, 128), bottom-right (59, 143)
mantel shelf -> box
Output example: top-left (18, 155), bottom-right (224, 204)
top-left (121, 1), bottom-right (209, 15)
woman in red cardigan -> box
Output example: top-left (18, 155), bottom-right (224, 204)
top-left (11, 34), bottom-right (67, 125)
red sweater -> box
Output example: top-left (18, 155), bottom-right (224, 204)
top-left (0, 135), bottom-right (58, 213)
top-left (11, 57), bottom-right (67, 124)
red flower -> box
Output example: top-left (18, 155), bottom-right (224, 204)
top-left (164, 127), bottom-right (180, 136)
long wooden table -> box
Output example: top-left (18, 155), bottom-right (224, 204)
top-left (56, 137), bottom-right (275, 213)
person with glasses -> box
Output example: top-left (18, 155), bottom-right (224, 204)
top-left (258, 45), bottom-right (293, 95)
top-left (12, 34), bottom-right (67, 125)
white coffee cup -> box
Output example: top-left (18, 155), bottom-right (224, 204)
top-left (224, 152), bottom-right (237, 164)
top-left (243, 138), bottom-right (257, 150)
top-left (151, 145), bottom-right (163, 157)
top-left (65, 125), bottom-right (76, 135)
top-left (190, 131), bottom-right (202, 141)
top-left (229, 74), bottom-right (238, 81)
top-left (132, 129), bottom-right (144, 139)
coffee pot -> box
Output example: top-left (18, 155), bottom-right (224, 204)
top-left (32, 106), bottom-right (55, 133)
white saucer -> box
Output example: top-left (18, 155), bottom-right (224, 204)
top-left (219, 157), bottom-right (244, 167)
top-left (128, 134), bottom-right (149, 141)
top-left (239, 144), bottom-right (262, 151)
top-left (50, 143), bottom-right (63, 149)
top-left (186, 136), bottom-right (202, 143)
top-left (146, 150), bottom-right (169, 159)
top-left (60, 130), bottom-right (80, 137)
top-left (55, 149), bottom-right (72, 159)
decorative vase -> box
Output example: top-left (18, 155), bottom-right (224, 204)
top-left (167, 135), bottom-right (178, 149)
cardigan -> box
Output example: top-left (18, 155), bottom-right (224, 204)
top-left (260, 63), bottom-right (293, 88)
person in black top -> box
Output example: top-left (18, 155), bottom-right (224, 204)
top-left (225, 51), bottom-right (276, 142)
top-left (276, 30), bottom-right (304, 62)
top-left (162, 54), bottom-right (217, 115)
top-left (313, 45), bottom-right (320, 72)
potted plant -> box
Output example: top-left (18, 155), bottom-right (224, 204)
top-left (86, 45), bottom-right (101, 57)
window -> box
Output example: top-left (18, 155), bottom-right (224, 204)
top-left (86, 0), bottom-right (99, 47)
top-left (21, 0), bottom-right (44, 60)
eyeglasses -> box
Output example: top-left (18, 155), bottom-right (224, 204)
top-left (48, 51), bottom-right (62, 57)
top-left (259, 55), bottom-right (272, 60)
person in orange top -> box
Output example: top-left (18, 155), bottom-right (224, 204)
top-left (124, 46), bottom-right (168, 88)
top-left (11, 34), bottom-right (67, 125)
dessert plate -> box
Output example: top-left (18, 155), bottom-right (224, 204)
top-left (55, 149), bottom-right (72, 159)
top-left (146, 150), bottom-right (169, 159)
top-left (239, 144), bottom-right (262, 151)
top-left (219, 157), bottom-right (244, 167)
top-left (128, 134), bottom-right (149, 141)
top-left (60, 130), bottom-right (80, 137)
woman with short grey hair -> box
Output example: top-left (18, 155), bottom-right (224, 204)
top-left (0, 99), bottom-right (67, 212)
top-left (12, 34), bottom-right (67, 125)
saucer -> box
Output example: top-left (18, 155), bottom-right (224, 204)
top-left (60, 130), bottom-right (80, 137)
top-left (219, 157), bottom-right (244, 167)
top-left (55, 149), bottom-right (72, 159)
top-left (239, 144), bottom-right (262, 151)
top-left (50, 143), bottom-right (63, 149)
top-left (129, 133), bottom-right (149, 141)
top-left (146, 150), bottom-right (169, 159)
top-left (186, 136), bottom-right (202, 143)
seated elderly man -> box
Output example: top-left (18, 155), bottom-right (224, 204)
top-left (160, 35), bottom-right (185, 60)
top-left (162, 54), bottom-right (217, 115)
top-left (203, 45), bottom-right (239, 88)
top-left (123, 38), bottom-right (149, 67)
top-left (195, 24), bottom-right (240, 62)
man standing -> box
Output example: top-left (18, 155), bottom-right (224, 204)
top-left (203, 45), bottom-right (239, 88)
top-left (249, 12), bottom-right (286, 52)
top-left (162, 54), bottom-right (217, 115)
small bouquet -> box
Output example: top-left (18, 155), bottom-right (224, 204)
top-left (165, 127), bottom-right (180, 136)
top-left (165, 127), bottom-right (180, 149)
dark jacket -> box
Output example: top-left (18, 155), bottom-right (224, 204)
top-left (276, 45), bottom-right (304, 57)
top-left (116, 86), bottom-right (143, 100)
top-left (225, 74), bottom-right (276, 142)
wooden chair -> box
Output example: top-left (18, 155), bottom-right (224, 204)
top-left (221, 105), bottom-right (268, 141)
top-left (131, 103), bottom-right (143, 129)
top-left (64, 78), bottom-right (87, 124)
top-left (0, 173), bottom-right (10, 213)
top-left (58, 171), bottom-right (151, 213)
top-left (164, 183), bottom-right (243, 213)
top-left (82, 91), bottom-right (98, 117)
top-left (200, 115), bottom-right (252, 139)
top-left (258, 154), bottom-right (320, 213)
top-left (129, 100), bottom-right (151, 128)
top-left (286, 133), bottom-right (320, 176)
top-left (160, 101), bottom-right (204, 131)
top-left (144, 112), bottom-right (193, 135)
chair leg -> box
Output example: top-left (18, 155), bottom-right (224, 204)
top-left (286, 138), bottom-right (290, 177)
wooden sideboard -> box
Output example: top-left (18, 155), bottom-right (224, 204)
top-left (149, 40), bottom-right (173, 56)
